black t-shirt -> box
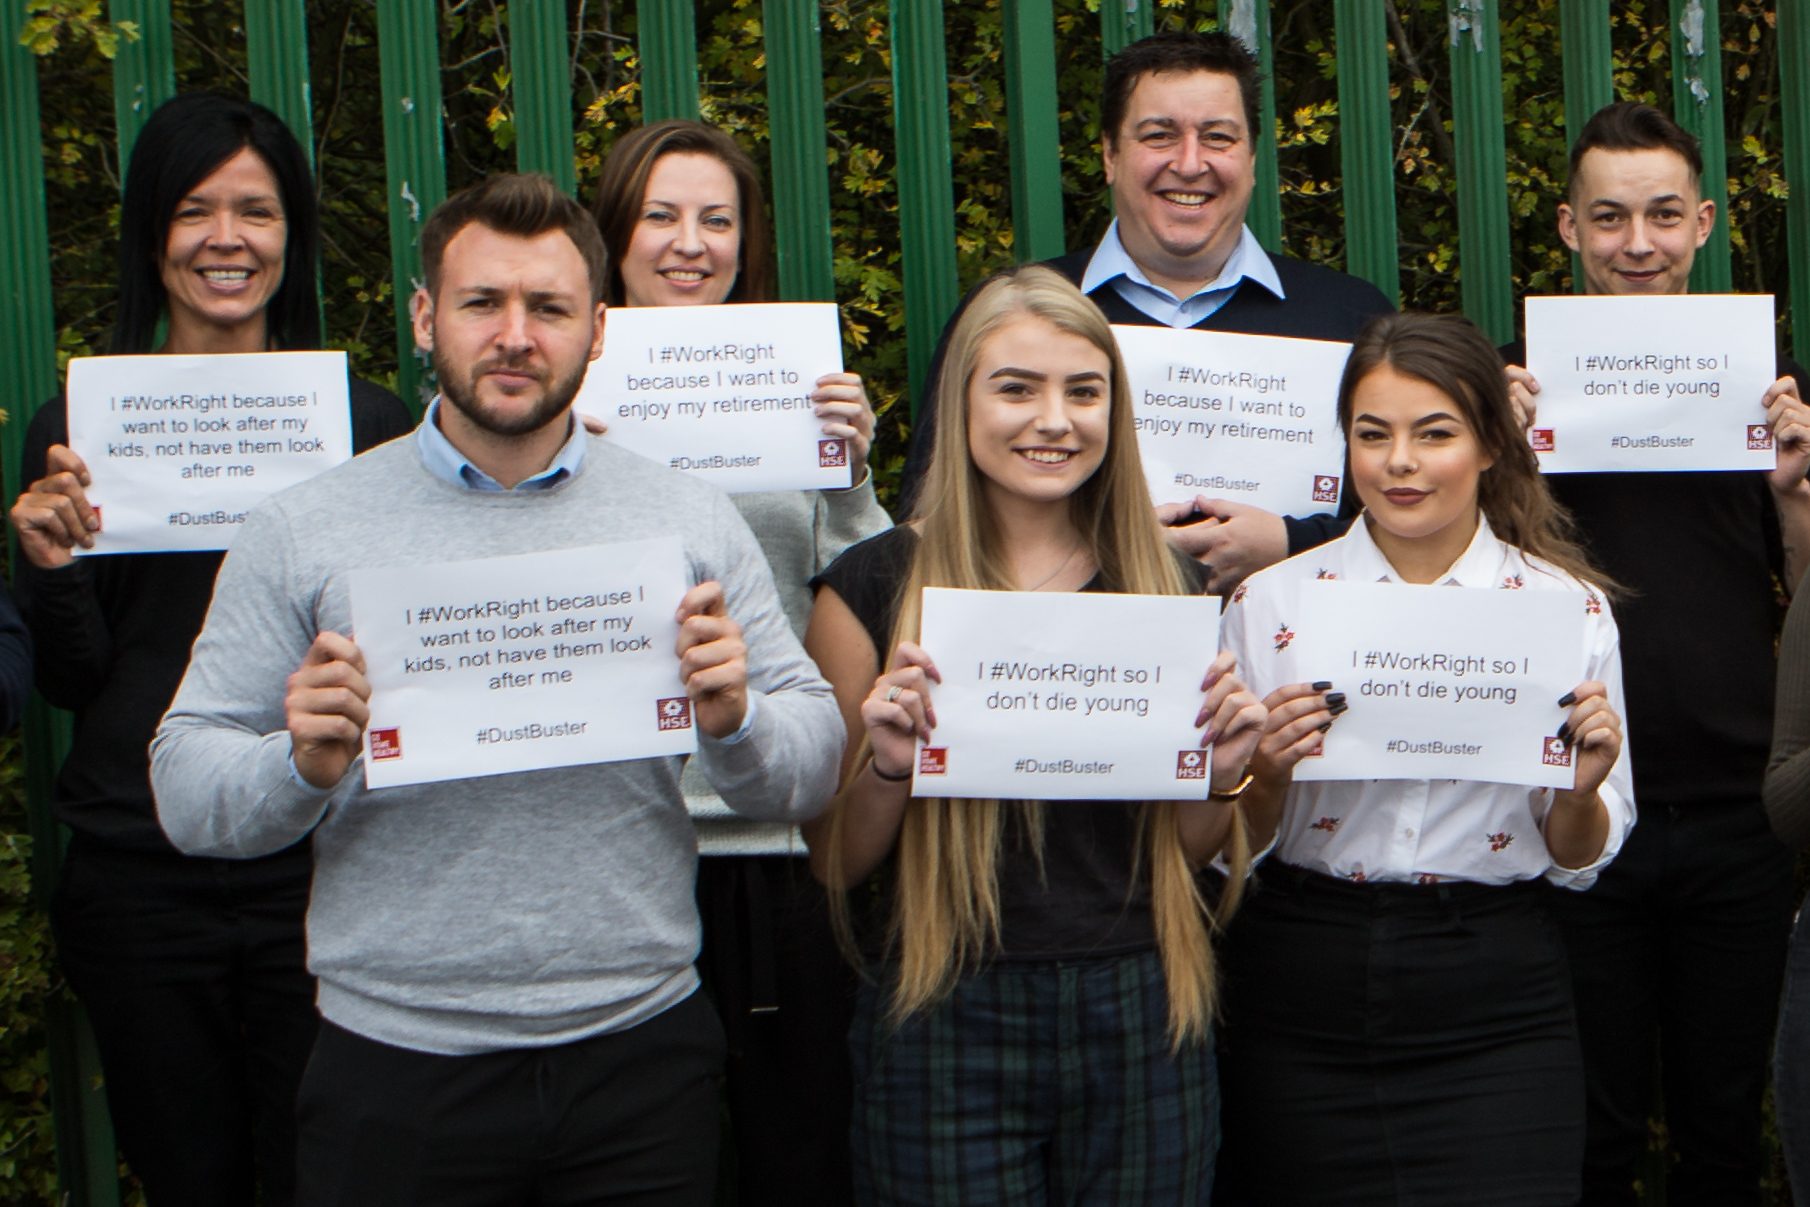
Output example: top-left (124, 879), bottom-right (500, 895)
top-left (1501, 340), bottom-right (1809, 807)
top-left (811, 525), bottom-right (1211, 959)
top-left (15, 378), bottom-right (417, 853)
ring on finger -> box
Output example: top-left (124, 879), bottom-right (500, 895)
top-left (885, 685), bottom-right (903, 703)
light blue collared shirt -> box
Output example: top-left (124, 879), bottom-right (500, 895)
top-left (415, 397), bottom-right (588, 491)
top-left (1079, 221), bottom-right (1284, 328)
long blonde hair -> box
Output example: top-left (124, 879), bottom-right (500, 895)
top-left (824, 265), bottom-right (1250, 1045)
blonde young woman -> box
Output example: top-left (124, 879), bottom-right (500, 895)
top-left (804, 264), bottom-right (1266, 1205)
top-left (587, 120), bottom-right (890, 1207)
top-left (1214, 312), bottom-right (1633, 1205)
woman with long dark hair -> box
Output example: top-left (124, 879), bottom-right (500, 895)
top-left (588, 119), bottom-right (891, 1207)
top-left (8, 94), bottom-right (414, 1205)
top-left (1213, 312), bottom-right (1632, 1204)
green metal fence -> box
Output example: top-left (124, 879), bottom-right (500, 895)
top-left (4, 0), bottom-right (1810, 1200)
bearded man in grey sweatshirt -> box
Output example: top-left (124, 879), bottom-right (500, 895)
top-left (150, 173), bottom-right (844, 1207)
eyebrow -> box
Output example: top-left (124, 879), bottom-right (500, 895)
top-left (453, 286), bottom-right (577, 306)
top-left (1352, 411), bottom-right (1463, 426)
top-left (1588, 194), bottom-right (1684, 208)
top-left (987, 367), bottom-right (1107, 383)
top-left (1133, 116), bottom-right (1240, 132)
top-left (642, 198), bottom-right (737, 211)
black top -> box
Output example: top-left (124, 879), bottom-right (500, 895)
top-left (1499, 340), bottom-right (1810, 808)
top-left (897, 245), bottom-right (1396, 555)
top-left (0, 583), bottom-right (32, 738)
top-left (811, 525), bottom-right (1211, 960)
top-left (16, 377), bottom-right (416, 853)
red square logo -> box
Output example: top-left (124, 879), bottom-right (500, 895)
top-left (90, 504), bottom-right (102, 530)
top-left (656, 697), bottom-right (693, 731)
top-left (917, 747), bottom-right (947, 776)
top-left (818, 439), bottom-right (848, 468)
top-left (370, 728), bottom-right (402, 760)
top-left (1542, 736), bottom-right (1573, 767)
top-left (1176, 749), bottom-right (1207, 779)
top-left (1530, 428), bottom-right (1555, 453)
top-left (1749, 424), bottom-right (1774, 451)
top-left (1310, 474), bottom-right (1340, 505)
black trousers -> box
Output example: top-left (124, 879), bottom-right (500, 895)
top-left (50, 835), bottom-right (319, 1207)
top-left (295, 989), bottom-right (725, 1207)
top-left (1548, 799), bottom-right (1796, 1205)
top-left (695, 855), bottom-right (858, 1207)
top-left (1215, 861), bottom-right (1585, 1206)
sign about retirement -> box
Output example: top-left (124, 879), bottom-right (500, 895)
top-left (1524, 294), bottom-right (1778, 472)
top-left (65, 351), bottom-right (354, 554)
top-left (349, 538), bottom-right (693, 789)
top-left (576, 302), bottom-right (851, 493)
top-left (1114, 325), bottom-right (1351, 517)
top-left (1285, 581), bottom-right (1587, 788)
top-left (911, 587), bottom-right (1221, 801)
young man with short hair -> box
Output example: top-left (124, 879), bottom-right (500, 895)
top-left (900, 31), bottom-right (1395, 586)
top-left (151, 173), bottom-right (843, 1206)
top-left (1503, 101), bottom-right (1810, 1204)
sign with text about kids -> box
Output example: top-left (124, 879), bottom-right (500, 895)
top-left (1524, 294), bottom-right (1778, 472)
top-left (910, 587), bottom-right (1221, 801)
top-left (66, 352), bottom-right (354, 554)
top-left (1113, 325), bottom-right (1352, 518)
top-left (575, 303), bottom-right (852, 493)
top-left (1286, 581), bottom-right (1587, 789)
top-left (349, 538), bottom-right (692, 789)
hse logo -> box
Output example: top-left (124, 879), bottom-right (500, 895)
top-left (1529, 429), bottom-right (1555, 453)
top-left (1176, 750), bottom-right (1207, 780)
top-left (1749, 424), bottom-right (1775, 451)
top-left (370, 728), bottom-right (403, 761)
top-left (819, 439), bottom-right (848, 468)
top-left (918, 747), bottom-right (948, 776)
top-left (656, 697), bottom-right (693, 731)
top-left (1542, 736), bottom-right (1572, 767)
top-left (1310, 474), bottom-right (1340, 505)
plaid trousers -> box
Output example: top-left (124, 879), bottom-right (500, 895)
top-left (849, 948), bottom-right (1217, 1206)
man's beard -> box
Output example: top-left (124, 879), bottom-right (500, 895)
top-left (433, 345), bottom-right (588, 437)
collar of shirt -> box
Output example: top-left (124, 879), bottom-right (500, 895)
top-left (1078, 220), bottom-right (1284, 328)
top-left (1336, 513), bottom-right (1515, 588)
top-left (415, 397), bottom-right (587, 491)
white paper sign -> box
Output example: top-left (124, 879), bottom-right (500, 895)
top-left (66, 351), bottom-right (355, 554)
top-left (911, 587), bottom-right (1221, 801)
top-left (1115, 325), bottom-right (1352, 517)
top-left (350, 538), bottom-right (694, 789)
top-left (1285, 581), bottom-right (1586, 788)
top-left (575, 303), bottom-right (852, 493)
top-left (1524, 294), bottom-right (1778, 472)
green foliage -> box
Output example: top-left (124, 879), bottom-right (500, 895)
top-left (11, 0), bottom-right (1806, 1201)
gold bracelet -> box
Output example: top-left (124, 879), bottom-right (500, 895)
top-left (1209, 771), bottom-right (1256, 801)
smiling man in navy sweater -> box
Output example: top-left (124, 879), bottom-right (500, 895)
top-left (899, 30), bottom-right (1393, 587)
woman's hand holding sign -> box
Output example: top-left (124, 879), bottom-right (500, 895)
top-left (863, 641), bottom-right (940, 780)
top-left (676, 581), bottom-right (750, 739)
top-left (809, 373), bottom-right (877, 468)
top-left (11, 445), bottom-right (100, 568)
top-left (1195, 652), bottom-right (1266, 793)
top-left (1546, 680), bottom-right (1621, 870)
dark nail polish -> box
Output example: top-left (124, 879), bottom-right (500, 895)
top-left (1556, 721), bottom-right (1572, 743)
top-left (1318, 721), bottom-right (1333, 732)
top-left (1324, 692), bottom-right (1347, 708)
top-left (1557, 691), bottom-right (1577, 707)
top-left (1312, 681), bottom-right (1333, 691)
top-left (1328, 701), bottom-right (1349, 717)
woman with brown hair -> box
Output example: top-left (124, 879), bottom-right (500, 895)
top-left (589, 119), bottom-right (890, 1206)
top-left (1213, 312), bottom-right (1632, 1204)
top-left (804, 264), bottom-right (1265, 1204)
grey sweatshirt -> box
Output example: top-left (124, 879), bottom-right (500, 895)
top-left (686, 479), bottom-right (891, 855)
top-left (150, 435), bottom-right (843, 1055)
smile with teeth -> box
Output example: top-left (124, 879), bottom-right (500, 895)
top-left (1159, 191), bottom-right (1212, 207)
top-left (200, 267), bottom-right (254, 282)
top-left (1020, 448), bottom-right (1076, 464)
top-left (660, 269), bottom-right (709, 282)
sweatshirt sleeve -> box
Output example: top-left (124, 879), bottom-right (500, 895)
top-left (813, 470), bottom-right (893, 575)
top-left (0, 578), bottom-right (34, 734)
top-left (692, 491), bottom-right (843, 822)
top-left (1767, 577), bottom-right (1810, 849)
top-left (150, 502), bottom-right (340, 858)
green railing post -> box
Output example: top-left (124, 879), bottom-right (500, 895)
top-left (4, 16), bottom-right (122, 1205)
top-left (376, 0), bottom-right (447, 415)
top-left (638, 0), bottom-right (700, 123)
top-left (1670, 0), bottom-right (1731, 293)
top-left (1220, 0), bottom-right (1281, 254)
top-left (107, 0), bottom-right (173, 171)
top-left (1099, 0), bottom-right (1152, 60)
top-left (1447, 0), bottom-right (1512, 344)
top-left (1332, 0), bottom-right (1398, 305)
top-left (1559, 0), bottom-right (1612, 293)
top-left (1002, 0), bottom-right (1064, 263)
top-left (1782, 0), bottom-right (1810, 354)
top-left (511, 0), bottom-right (576, 194)
top-left (762, 0), bottom-right (837, 300)
top-left (244, 0), bottom-right (314, 163)
top-left (889, 0), bottom-right (960, 413)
